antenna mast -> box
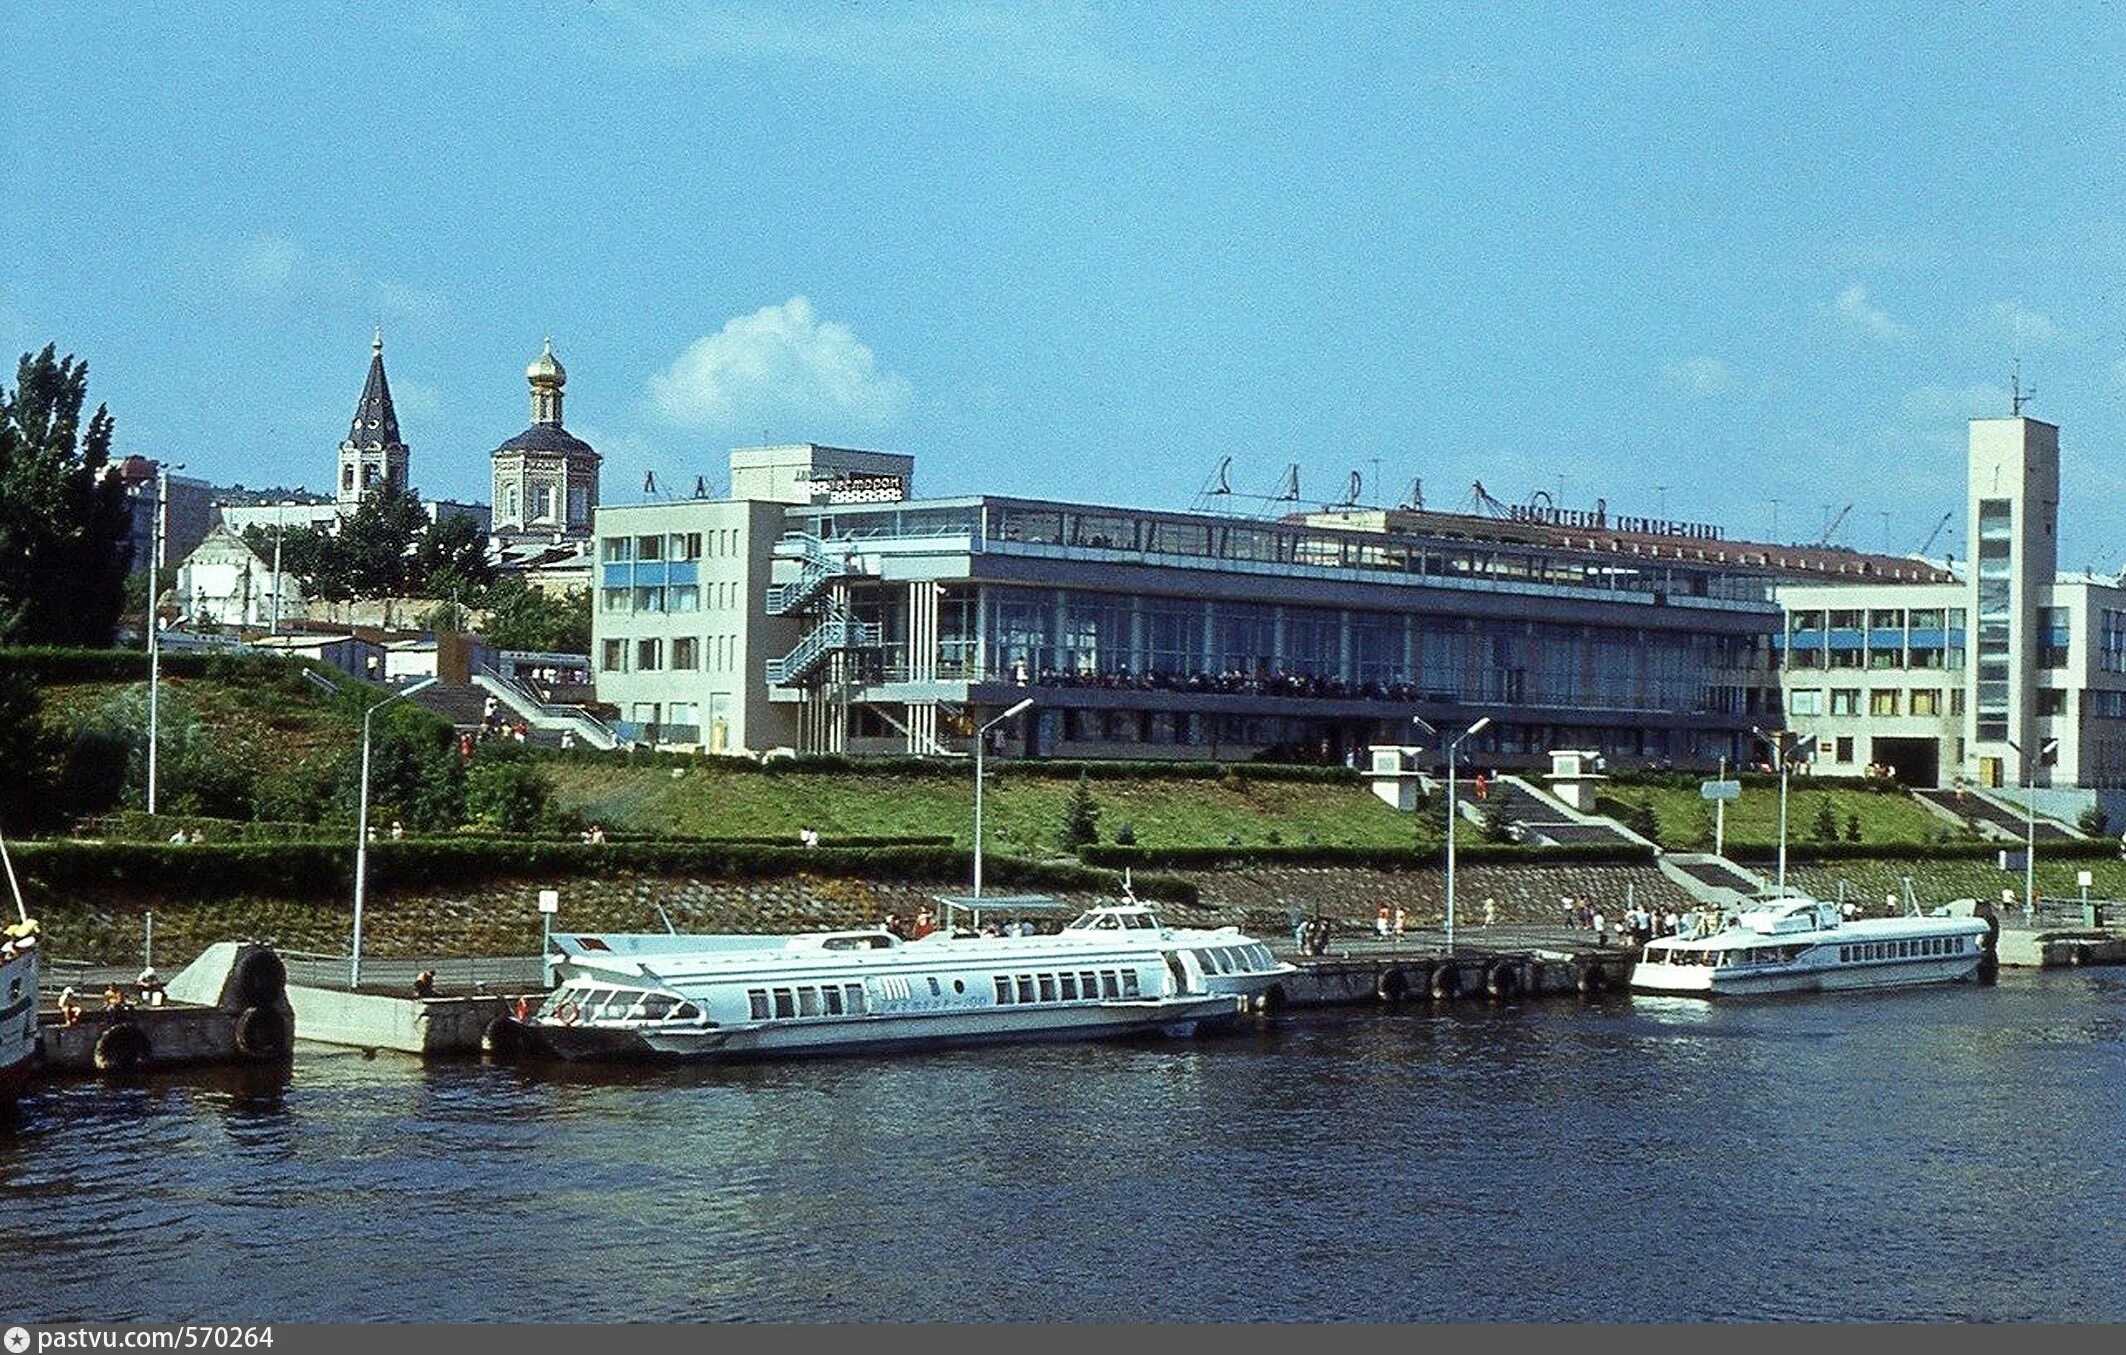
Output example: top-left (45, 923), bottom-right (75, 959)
top-left (2011, 359), bottom-right (2035, 417)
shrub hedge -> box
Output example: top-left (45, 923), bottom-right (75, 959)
top-left (1080, 841), bottom-right (1655, 870)
top-left (0, 646), bottom-right (337, 689)
top-left (522, 744), bottom-right (1360, 784)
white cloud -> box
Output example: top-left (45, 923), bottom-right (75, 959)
top-left (1984, 299), bottom-right (2055, 347)
top-left (214, 235), bottom-right (446, 327)
top-left (648, 297), bottom-right (912, 431)
top-left (1661, 355), bottom-right (1738, 397)
top-left (390, 377), bottom-right (444, 422)
top-left (1900, 383), bottom-right (2009, 424)
top-left (1831, 285), bottom-right (1907, 341)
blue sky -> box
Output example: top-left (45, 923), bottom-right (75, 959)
top-left (9, 2), bottom-right (2126, 569)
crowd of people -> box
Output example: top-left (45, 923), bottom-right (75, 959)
top-left (1010, 663), bottom-right (1446, 705)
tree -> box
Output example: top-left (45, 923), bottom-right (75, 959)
top-left (1844, 811), bottom-right (1862, 843)
top-left (244, 522), bottom-right (351, 604)
top-left (481, 576), bottom-right (591, 653)
top-left (337, 486), bottom-right (427, 598)
top-left (464, 752), bottom-right (556, 833)
top-left (330, 699), bottom-right (465, 832)
top-left (2079, 804), bottom-right (2110, 837)
top-left (1057, 772), bottom-right (1101, 852)
top-left (0, 345), bottom-right (132, 644)
top-left (1481, 801), bottom-right (1515, 843)
top-left (1811, 798), bottom-right (1839, 843)
top-left (412, 512), bottom-right (495, 598)
top-left (0, 671), bottom-right (61, 832)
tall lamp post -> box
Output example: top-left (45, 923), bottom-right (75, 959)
top-left (2005, 735), bottom-right (2060, 921)
top-left (351, 676), bottom-right (438, 989)
top-left (971, 697), bottom-right (1035, 901)
top-left (1411, 713), bottom-right (1492, 953)
top-left (1751, 725), bottom-right (1812, 900)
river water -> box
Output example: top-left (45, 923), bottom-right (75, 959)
top-left (4, 967), bottom-right (2123, 1323)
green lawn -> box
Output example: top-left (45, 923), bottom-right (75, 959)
top-left (546, 764), bottom-right (1437, 851)
top-left (1604, 781), bottom-right (1961, 849)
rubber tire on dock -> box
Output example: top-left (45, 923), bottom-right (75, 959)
top-left (1376, 967), bottom-right (1409, 1004)
top-left (232, 949), bottom-right (288, 1010)
top-left (483, 1015), bottom-right (530, 1059)
top-left (1576, 964), bottom-right (1606, 996)
top-left (1486, 962), bottom-right (1520, 1000)
top-left (93, 1022), bottom-right (152, 1074)
top-left (1430, 965), bottom-right (1460, 1001)
top-left (2069, 943), bottom-right (2094, 967)
top-left (1253, 985), bottom-right (1287, 1016)
top-left (234, 1005), bottom-right (291, 1060)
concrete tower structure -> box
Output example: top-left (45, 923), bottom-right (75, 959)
top-left (1966, 415), bottom-right (2060, 788)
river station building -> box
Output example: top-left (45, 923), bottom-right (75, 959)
top-left (590, 443), bottom-right (1942, 767)
top-left (1773, 413), bottom-right (2126, 793)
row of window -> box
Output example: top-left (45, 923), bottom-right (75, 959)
top-left (995, 968), bottom-right (1143, 1004)
top-left (1788, 688), bottom-right (1959, 719)
top-left (1193, 944), bottom-right (1272, 975)
top-left (747, 983), bottom-right (868, 1020)
top-left (1840, 936), bottom-right (1969, 962)
top-left (600, 581), bottom-right (748, 615)
top-left (602, 530), bottom-right (747, 563)
top-left (1788, 608), bottom-right (1965, 631)
top-left (601, 636), bottom-right (742, 673)
top-left (1784, 646), bottom-right (1961, 671)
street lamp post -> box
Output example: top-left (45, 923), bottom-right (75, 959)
top-left (1411, 714), bottom-right (1491, 953)
top-left (1751, 725), bottom-right (1812, 900)
top-left (971, 697), bottom-right (1035, 901)
top-left (2005, 735), bottom-right (2060, 921)
top-left (351, 676), bottom-right (438, 989)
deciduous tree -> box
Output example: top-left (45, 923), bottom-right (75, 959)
top-left (0, 345), bottom-right (132, 644)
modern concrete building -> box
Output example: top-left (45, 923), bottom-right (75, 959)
top-left (591, 443), bottom-right (1936, 764)
top-left (1774, 414), bottom-right (2126, 793)
top-left (118, 456), bottom-right (215, 575)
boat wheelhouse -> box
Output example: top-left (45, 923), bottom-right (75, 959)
top-left (520, 901), bottom-right (1289, 1062)
top-left (1628, 895), bottom-right (1993, 997)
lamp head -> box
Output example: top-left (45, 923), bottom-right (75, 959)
top-left (1466, 716), bottom-right (1492, 737)
top-left (1409, 714), bottom-right (1438, 737)
top-left (1001, 697), bottom-right (1035, 720)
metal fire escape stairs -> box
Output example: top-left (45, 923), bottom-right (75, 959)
top-left (764, 532), bottom-right (880, 689)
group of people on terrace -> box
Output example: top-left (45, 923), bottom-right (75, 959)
top-left (1008, 662), bottom-right (1445, 704)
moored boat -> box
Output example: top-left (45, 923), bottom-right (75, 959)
top-left (1628, 894), bottom-right (1995, 997)
top-left (517, 899), bottom-right (1291, 1062)
top-left (1, 826), bottom-right (41, 1104)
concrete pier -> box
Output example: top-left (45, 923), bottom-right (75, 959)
top-left (284, 984), bottom-right (543, 1056)
top-left (38, 942), bottom-right (295, 1074)
top-left (1260, 926), bottom-right (1633, 1011)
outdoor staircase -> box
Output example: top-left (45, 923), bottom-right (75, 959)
top-left (1913, 788), bottom-right (2079, 842)
top-left (766, 617), bottom-right (881, 687)
top-left (472, 668), bottom-right (619, 749)
top-left (1450, 775), bottom-right (1649, 848)
top-left (765, 532), bottom-right (856, 616)
top-left (409, 680), bottom-right (489, 731)
top-left (1657, 853), bottom-right (1775, 908)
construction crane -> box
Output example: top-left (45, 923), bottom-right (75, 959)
top-left (1814, 503), bottom-right (1852, 545)
top-left (1916, 510), bottom-right (1954, 556)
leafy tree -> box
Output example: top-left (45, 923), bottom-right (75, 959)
top-left (0, 671), bottom-right (62, 832)
top-left (1481, 801), bottom-right (1515, 842)
top-left (1844, 811), bottom-right (1862, 843)
top-left (412, 512), bottom-right (495, 597)
top-left (1057, 771), bottom-right (1101, 852)
top-left (481, 577), bottom-right (591, 653)
top-left (2079, 804), bottom-right (2109, 837)
top-left (0, 345), bottom-right (132, 644)
top-left (244, 522), bottom-right (351, 604)
top-left (337, 486), bottom-right (427, 598)
top-left (329, 699), bottom-right (465, 833)
top-left (464, 753), bottom-right (555, 833)
top-left (73, 686), bottom-right (260, 820)
top-left (1112, 819), bottom-right (1137, 846)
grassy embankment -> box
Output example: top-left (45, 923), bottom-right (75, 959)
top-left (1602, 779), bottom-right (1966, 848)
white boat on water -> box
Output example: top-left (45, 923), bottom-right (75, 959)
top-left (1, 827), bottom-right (41, 1104)
top-left (519, 898), bottom-right (1293, 1062)
top-left (1628, 894), bottom-right (1995, 997)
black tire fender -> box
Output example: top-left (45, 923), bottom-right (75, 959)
top-left (234, 1005), bottom-right (291, 1060)
top-left (1486, 962), bottom-right (1520, 1000)
top-left (1376, 967), bottom-right (1409, 1003)
top-left (1430, 965), bottom-right (1460, 1001)
top-left (483, 1014), bottom-right (530, 1058)
top-left (94, 1021), bottom-right (151, 1074)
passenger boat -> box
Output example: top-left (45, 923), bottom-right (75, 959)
top-left (1628, 894), bottom-right (1994, 997)
top-left (1, 826), bottom-right (41, 1104)
top-left (518, 900), bottom-right (1293, 1062)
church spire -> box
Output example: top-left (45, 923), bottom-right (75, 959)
top-left (338, 331), bottom-right (411, 508)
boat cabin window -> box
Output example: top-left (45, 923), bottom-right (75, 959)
top-left (749, 989), bottom-right (770, 1019)
top-left (772, 988), bottom-right (795, 1018)
top-left (637, 993), bottom-right (679, 1020)
top-left (1059, 973), bottom-right (1079, 1000)
top-left (1101, 971), bottom-right (1120, 998)
top-left (798, 987), bottom-right (822, 1017)
top-left (1015, 976), bottom-right (1036, 1004)
top-left (673, 1001), bottom-right (701, 1020)
top-left (1080, 969), bottom-right (1098, 996)
top-left (822, 934), bottom-right (893, 951)
top-left (1120, 970), bottom-right (1141, 998)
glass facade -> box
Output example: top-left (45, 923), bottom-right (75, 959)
top-left (1974, 498), bottom-right (2012, 742)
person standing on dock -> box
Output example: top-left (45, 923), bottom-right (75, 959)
top-left (1375, 904), bottom-right (1391, 938)
top-left (1591, 910), bottom-right (1607, 945)
top-left (1392, 905), bottom-right (1406, 938)
top-left (1482, 897), bottom-right (1497, 928)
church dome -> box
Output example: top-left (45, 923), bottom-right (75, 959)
top-left (525, 337), bottom-right (566, 385)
